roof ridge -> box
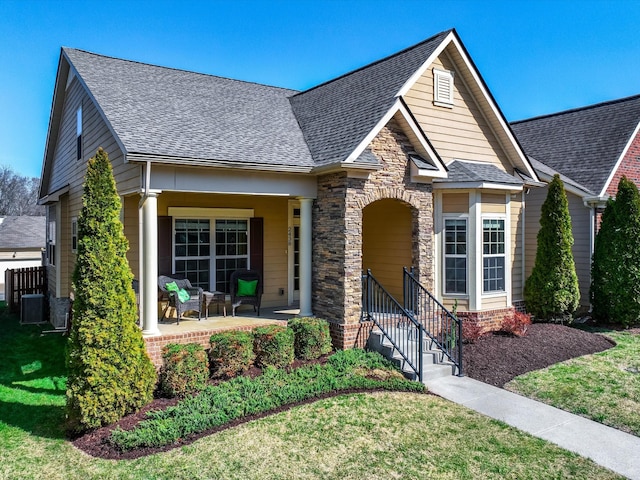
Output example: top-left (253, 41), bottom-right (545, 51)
top-left (62, 47), bottom-right (299, 94)
top-left (291, 29), bottom-right (453, 97)
top-left (511, 92), bottom-right (640, 125)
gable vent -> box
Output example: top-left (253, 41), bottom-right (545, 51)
top-left (434, 68), bottom-right (454, 107)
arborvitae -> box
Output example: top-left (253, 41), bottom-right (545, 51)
top-left (524, 174), bottom-right (579, 320)
top-left (591, 176), bottom-right (640, 327)
top-left (66, 148), bottom-right (156, 433)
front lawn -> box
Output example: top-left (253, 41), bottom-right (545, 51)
top-left (0, 306), bottom-right (623, 479)
top-left (506, 328), bottom-right (640, 436)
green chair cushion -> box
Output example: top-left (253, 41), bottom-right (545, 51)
top-left (165, 281), bottom-right (190, 303)
top-left (237, 278), bottom-right (258, 296)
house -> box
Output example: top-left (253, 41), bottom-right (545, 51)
top-left (39, 28), bottom-right (539, 355)
top-left (511, 94), bottom-right (640, 312)
top-left (0, 216), bottom-right (45, 301)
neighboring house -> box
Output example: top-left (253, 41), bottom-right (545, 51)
top-left (511, 94), bottom-right (640, 312)
top-left (0, 216), bottom-right (45, 301)
top-left (39, 28), bottom-right (539, 348)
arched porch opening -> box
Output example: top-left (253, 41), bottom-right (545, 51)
top-left (362, 198), bottom-right (414, 302)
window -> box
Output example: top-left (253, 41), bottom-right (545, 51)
top-left (76, 106), bottom-right (82, 160)
top-left (47, 206), bottom-right (56, 266)
top-left (173, 218), bottom-right (249, 293)
top-left (215, 219), bottom-right (248, 293)
top-left (444, 218), bottom-right (467, 294)
top-left (434, 68), bottom-right (454, 107)
top-left (174, 219), bottom-right (210, 289)
top-left (71, 217), bottom-right (78, 253)
top-left (483, 219), bottom-right (505, 292)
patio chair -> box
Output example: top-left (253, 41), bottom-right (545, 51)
top-left (230, 269), bottom-right (263, 317)
top-left (158, 275), bottom-right (203, 324)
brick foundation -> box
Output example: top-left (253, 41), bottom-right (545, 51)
top-left (327, 319), bottom-right (374, 350)
top-left (456, 307), bottom-right (515, 333)
top-left (143, 320), bottom-right (288, 368)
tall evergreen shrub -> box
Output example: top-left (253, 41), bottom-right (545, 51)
top-left (591, 176), bottom-right (640, 327)
top-left (66, 148), bottom-right (156, 433)
top-left (524, 174), bottom-right (579, 320)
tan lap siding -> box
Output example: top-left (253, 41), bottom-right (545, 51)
top-left (442, 192), bottom-right (469, 213)
top-left (403, 51), bottom-right (512, 171)
top-left (511, 195), bottom-right (524, 301)
top-left (362, 199), bottom-right (412, 301)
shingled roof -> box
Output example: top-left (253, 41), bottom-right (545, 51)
top-left (0, 216), bottom-right (45, 250)
top-left (64, 48), bottom-right (315, 170)
top-left (511, 94), bottom-right (640, 195)
top-left (61, 30), bottom-right (453, 172)
top-left (290, 30), bottom-right (451, 167)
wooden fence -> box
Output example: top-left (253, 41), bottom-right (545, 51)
top-left (4, 266), bottom-right (47, 313)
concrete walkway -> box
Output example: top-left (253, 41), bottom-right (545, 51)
top-left (426, 375), bottom-right (640, 480)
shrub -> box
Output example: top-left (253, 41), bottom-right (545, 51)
top-left (591, 177), bottom-right (640, 327)
top-left (108, 349), bottom-right (424, 451)
top-left (253, 325), bottom-right (294, 368)
top-left (66, 148), bottom-right (156, 433)
top-left (524, 174), bottom-right (579, 320)
top-left (159, 343), bottom-right (209, 398)
top-left (501, 312), bottom-right (532, 337)
top-left (288, 317), bottom-right (333, 360)
top-left (209, 331), bottom-right (254, 378)
top-left (462, 319), bottom-right (483, 344)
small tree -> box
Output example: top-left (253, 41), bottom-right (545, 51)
top-left (66, 148), bottom-right (156, 433)
top-left (524, 174), bottom-right (579, 320)
top-left (591, 176), bottom-right (640, 327)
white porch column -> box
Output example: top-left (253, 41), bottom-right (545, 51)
top-left (141, 191), bottom-right (160, 335)
top-left (299, 198), bottom-right (313, 317)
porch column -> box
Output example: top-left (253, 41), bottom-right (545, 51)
top-left (299, 198), bottom-right (313, 317)
top-left (141, 191), bottom-right (160, 336)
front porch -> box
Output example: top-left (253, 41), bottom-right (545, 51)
top-left (143, 305), bottom-right (299, 367)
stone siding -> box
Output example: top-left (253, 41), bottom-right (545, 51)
top-left (313, 119), bottom-right (434, 349)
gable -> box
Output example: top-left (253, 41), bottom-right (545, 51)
top-left (403, 45), bottom-right (515, 174)
top-left (604, 123), bottom-right (640, 196)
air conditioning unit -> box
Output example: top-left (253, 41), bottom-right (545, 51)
top-left (21, 294), bottom-right (46, 325)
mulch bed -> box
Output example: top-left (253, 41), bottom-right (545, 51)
top-left (463, 323), bottom-right (616, 387)
top-left (73, 323), bottom-right (622, 460)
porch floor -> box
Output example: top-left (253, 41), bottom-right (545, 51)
top-left (155, 304), bottom-right (300, 335)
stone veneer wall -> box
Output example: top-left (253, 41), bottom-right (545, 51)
top-left (313, 119), bottom-right (434, 349)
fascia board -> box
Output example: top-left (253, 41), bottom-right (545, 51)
top-left (395, 31), bottom-right (455, 98)
top-left (343, 99), bottom-right (402, 163)
top-left (397, 101), bottom-right (447, 175)
top-left (535, 170), bottom-right (593, 198)
top-left (599, 120), bottom-right (640, 197)
top-left (433, 182), bottom-right (523, 191)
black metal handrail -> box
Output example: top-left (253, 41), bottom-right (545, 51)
top-left (362, 270), bottom-right (424, 382)
top-left (403, 267), bottom-right (463, 376)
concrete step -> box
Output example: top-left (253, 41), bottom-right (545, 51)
top-left (367, 328), bottom-right (459, 380)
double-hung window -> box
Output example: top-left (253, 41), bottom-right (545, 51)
top-left (173, 218), bottom-right (249, 293)
top-left (444, 218), bottom-right (467, 294)
top-left (482, 218), bottom-right (505, 292)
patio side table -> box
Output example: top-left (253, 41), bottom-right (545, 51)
top-left (203, 291), bottom-right (226, 317)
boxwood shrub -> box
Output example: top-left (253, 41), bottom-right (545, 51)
top-left (288, 317), bottom-right (333, 360)
top-left (209, 331), bottom-right (254, 378)
top-left (159, 343), bottom-right (209, 398)
top-left (253, 325), bottom-right (294, 368)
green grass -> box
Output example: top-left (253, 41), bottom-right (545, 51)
top-left (0, 305), bottom-right (623, 479)
top-left (507, 329), bottom-right (640, 436)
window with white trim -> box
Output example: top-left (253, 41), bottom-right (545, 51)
top-left (76, 106), bottom-right (82, 160)
top-left (173, 218), bottom-right (249, 293)
top-left (433, 68), bottom-right (454, 107)
top-left (71, 217), bottom-right (78, 253)
top-left (215, 219), bottom-right (248, 293)
top-left (47, 205), bottom-right (56, 266)
top-left (482, 218), bottom-right (505, 292)
top-left (444, 218), bottom-right (467, 294)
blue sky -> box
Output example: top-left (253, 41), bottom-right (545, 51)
top-left (2, 0), bottom-right (640, 179)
